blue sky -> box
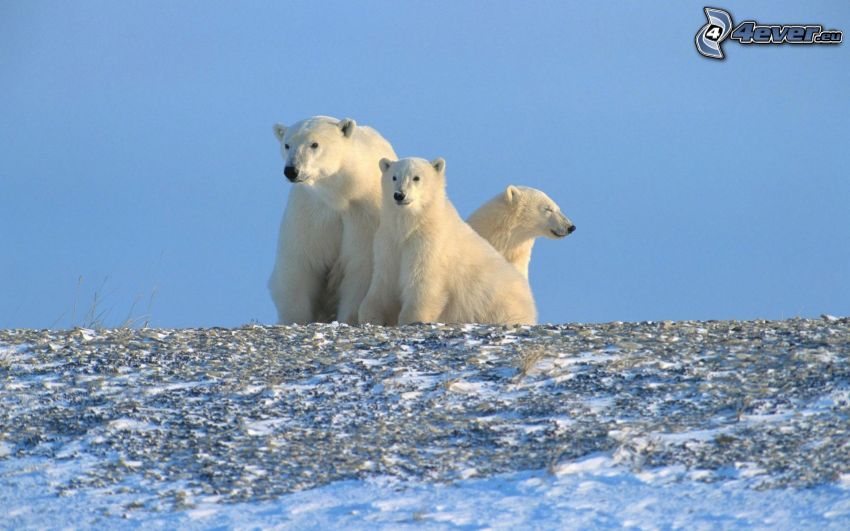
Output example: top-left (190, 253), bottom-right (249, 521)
top-left (1, 1), bottom-right (848, 328)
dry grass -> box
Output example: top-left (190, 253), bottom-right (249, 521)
top-left (515, 347), bottom-right (546, 380)
top-left (49, 276), bottom-right (158, 330)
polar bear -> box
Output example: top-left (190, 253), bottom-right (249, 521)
top-left (269, 116), bottom-right (396, 324)
top-left (359, 157), bottom-right (537, 326)
top-left (467, 186), bottom-right (575, 279)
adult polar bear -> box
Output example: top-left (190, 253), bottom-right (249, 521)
top-left (359, 157), bottom-right (537, 326)
top-left (269, 116), bottom-right (396, 324)
top-left (468, 186), bottom-right (575, 279)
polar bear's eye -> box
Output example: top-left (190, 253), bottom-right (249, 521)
top-left (392, 175), bottom-right (397, 181)
top-left (284, 144), bottom-right (289, 150)
top-left (311, 142), bottom-right (319, 149)
top-left (413, 176), bottom-right (420, 182)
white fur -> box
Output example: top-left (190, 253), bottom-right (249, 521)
top-left (468, 186), bottom-right (574, 279)
top-left (359, 158), bottom-right (537, 325)
top-left (269, 116), bottom-right (396, 324)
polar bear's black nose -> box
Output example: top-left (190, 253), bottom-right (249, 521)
top-left (567, 224), bottom-right (576, 234)
top-left (284, 166), bottom-right (299, 181)
top-left (393, 191), bottom-right (406, 202)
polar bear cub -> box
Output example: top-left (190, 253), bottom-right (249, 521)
top-left (269, 116), bottom-right (396, 324)
top-left (468, 186), bottom-right (575, 279)
top-left (359, 157), bottom-right (537, 325)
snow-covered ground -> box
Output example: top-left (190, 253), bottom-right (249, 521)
top-left (1, 318), bottom-right (849, 529)
top-left (4, 453), bottom-right (850, 529)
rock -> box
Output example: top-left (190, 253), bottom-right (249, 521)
top-left (0, 318), bottom-right (848, 510)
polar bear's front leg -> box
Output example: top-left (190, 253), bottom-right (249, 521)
top-left (358, 233), bottom-right (399, 325)
top-left (268, 258), bottom-right (324, 324)
top-left (398, 281), bottom-right (447, 325)
top-left (358, 292), bottom-right (386, 326)
top-left (359, 276), bottom-right (396, 325)
top-left (268, 187), bottom-right (342, 324)
top-left (338, 267), bottom-right (372, 325)
top-left (338, 257), bottom-right (373, 324)
top-left (336, 219), bottom-right (377, 324)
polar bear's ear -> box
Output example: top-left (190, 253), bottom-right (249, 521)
top-left (273, 123), bottom-right (287, 142)
top-left (379, 158), bottom-right (394, 173)
top-left (504, 185), bottom-right (519, 203)
top-left (339, 118), bottom-right (357, 138)
top-left (431, 157), bottom-right (446, 175)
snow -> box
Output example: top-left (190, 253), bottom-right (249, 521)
top-left (244, 417), bottom-right (291, 436)
top-left (144, 381), bottom-right (207, 396)
top-left (2, 453), bottom-right (850, 529)
top-left (2, 319), bottom-right (850, 528)
top-left (107, 418), bottom-right (157, 432)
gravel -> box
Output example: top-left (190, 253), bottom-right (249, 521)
top-left (1, 317), bottom-right (849, 513)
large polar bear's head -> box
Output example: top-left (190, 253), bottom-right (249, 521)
top-left (273, 116), bottom-right (357, 184)
top-left (505, 186), bottom-right (575, 239)
top-left (378, 157), bottom-right (446, 215)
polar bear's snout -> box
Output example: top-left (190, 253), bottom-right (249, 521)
top-left (550, 216), bottom-right (576, 238)
top-left (393, 191), bottom-right (408, 204)
top-left (284, 165), bottom-right (304, 183)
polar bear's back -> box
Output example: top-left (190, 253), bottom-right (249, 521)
top-left (467, 192), bottom-right (509, 247)
top-left (439, 204), bottom-right (537, 324)
top-left (467, 189), bottom-right (534, 279)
